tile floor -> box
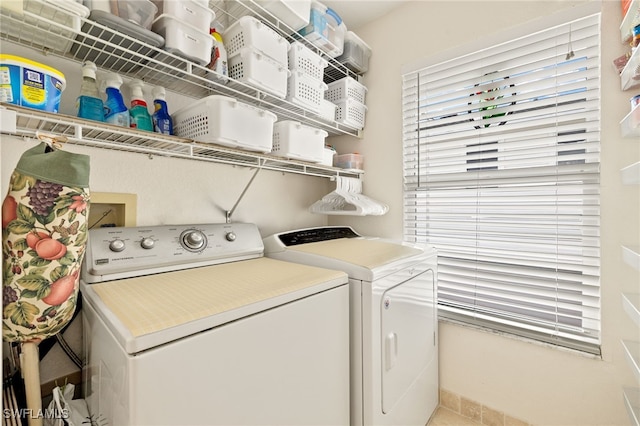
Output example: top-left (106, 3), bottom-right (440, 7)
top-left (428, 406), bottom-right (482, 425)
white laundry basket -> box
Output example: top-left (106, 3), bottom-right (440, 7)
top-left (272, 121), bottom-right (328, 162)
top-left (173, 95), bottom-right (277, 153)
top-left (286, 70), bottom-right (327, 113)
top-left (325, 76), bottom-right (367, 104)
top-left (228, 47), bottom-right (290, 99)
top-left (225, 15), bottom-right (290, 64)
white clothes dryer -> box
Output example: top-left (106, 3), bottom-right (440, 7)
top-left (263, 227), bottom-right (438, 426)
top-left (81, 223), bottom-right (350, 426)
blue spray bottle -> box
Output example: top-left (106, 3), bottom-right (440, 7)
top-left (103, 73), bottom-right (130, 127)
top-left (152, 86), bottom-right (173, 135)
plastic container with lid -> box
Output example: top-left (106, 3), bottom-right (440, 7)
top-left (255, 0), bottom-right (311, 32)
top-left (152, 14), bottom-right (214, 65)
top-left (150, 0), bottom-right (214, 34)
top-left (335, 31), bottom-right (371, 74)
top-left (113, 0), bottom-right (158, 29)
top-left (297, 1), bottom-right (345, 58)
top-left (333, 153), bottom-right (363, 171)
top-left (0, 55), bottom-right (66, 113)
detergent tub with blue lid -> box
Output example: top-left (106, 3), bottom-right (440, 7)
top-left (0, 55), bottom-right (66, 113)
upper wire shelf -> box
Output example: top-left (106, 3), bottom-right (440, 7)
top-left (0, 0), bottom-right (361, 137)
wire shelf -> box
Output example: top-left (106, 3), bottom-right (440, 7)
top-left (1, 104), bottom-right (361, 179)
top-left (0, 0), bottom-right (361, 136)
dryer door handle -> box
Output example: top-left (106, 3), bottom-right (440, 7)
top-left (385, 332), bottom-right (398, 371)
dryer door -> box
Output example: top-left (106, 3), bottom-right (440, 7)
top-left (380, 268), bottom-right (435, 414)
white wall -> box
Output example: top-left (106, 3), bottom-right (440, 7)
top-left (0, 43), bottom-right (333, 237)
top-left (330, 0), bottom-right (639, 424)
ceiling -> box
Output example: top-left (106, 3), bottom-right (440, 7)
top-left (321, 0), bottom-right (408, 30)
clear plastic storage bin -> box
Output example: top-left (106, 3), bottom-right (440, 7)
top-left (173, 95), bottom-right (277, 153)
top-left (288, 41), bottom-right (328, 80)
top-left (333, 153), bottom-right (364, 170)
top-left (297, 1), bottom-right (345, 58)
top-left (325, 76), bottom-right (367, 104)
top-left (255, 0), bottom-right (311, 32)
top-left (1, 0), bottom-right (89, 53)
top-left (335, 31), bottom-right (371, 74)
top-left (113, 0), bottom-right (157, 29)
top-left (152, 14), bottom-right (213, 65)
top-left (334, 98), bottom-right (367, 130)
top-left (151, 0), bottom-right (214, 34)
top-left (225, 16), bottom-right (290, 65)
top-left (286, 70), bottom-right (328, 113)
top-left (228, 47), bottom-right (290, 99)
top-left (272, 120), bottom-right (328, 162)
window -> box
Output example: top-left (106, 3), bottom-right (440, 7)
top-left (402, 12), bottom-right (601, 354)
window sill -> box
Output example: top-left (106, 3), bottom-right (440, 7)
top-left (438, 316), bottom-right (603, 360)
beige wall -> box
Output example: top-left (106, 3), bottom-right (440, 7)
top-left (330, 0), bottom-right (639, 424)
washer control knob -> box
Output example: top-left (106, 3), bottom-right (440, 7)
top-left (140, 237), bottom-right (155, 250)
top-left (225, 231), bottom-right (237, 242)
top-left (181, 230), bottom-right (207, 251)
top-left (109, 239), bottom-right (126, 252)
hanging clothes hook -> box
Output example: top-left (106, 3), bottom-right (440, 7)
top-left (36, 131), bottom-right (67, 151)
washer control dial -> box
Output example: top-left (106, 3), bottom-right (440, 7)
top-left (225, 231), bottom-right (237, 242)
top-left (140, 237), bottom-right (155, 250)
top-left (181, 229), bottom-right (207, 252)
top-left (109, 239), bottom-right (126, 252)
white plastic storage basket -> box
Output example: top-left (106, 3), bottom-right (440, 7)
top-left (152, 14), bottom-right (213, 65)
top-left (334, 98), bottom-right (367, 130)
top-left (173, 95), bottom-right (277, 153)
top-left (255, 0), bottom-right (310, 32)
top-left (317, 98), bottom-right (337, 122)
top-left (272, 120), bottom-right (328, 162)
top-left (286, 70), bottom-right (327, 113)
top-left (325, 76), bottom-right (367, 104)
top-left (228, 47), bottom-right (290, 99)
top-left (151, 0), bottom-right (215, 34)
top-left (288, 41), bottom-right (327, 80)
top-left (225, 16), bottom-right (290, 65)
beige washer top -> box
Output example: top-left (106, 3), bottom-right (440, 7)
top-left (85, 257), bottom-right (347, 353)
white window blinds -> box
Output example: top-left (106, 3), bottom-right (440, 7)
top-left (402, 13), bottom-right (601, 354)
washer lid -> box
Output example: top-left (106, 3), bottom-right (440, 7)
top-left (81, 257), bottom-right (347, 354)
top-left (283, 239), bottom-right (424, 280)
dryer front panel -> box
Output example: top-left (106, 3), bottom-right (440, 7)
top-left (379, 268), bottom-right (436, 415)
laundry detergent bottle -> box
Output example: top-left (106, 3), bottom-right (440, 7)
top-left (102, 73), bottom-right (130, 127)
top-left (152, 86), bottom-right (173, 135)
top-left (207, 21), bottom-right (228, 84)
top-left (76, 61), bottom-right (104, 122)
top-left (128, 79), bottom-right (153, 132)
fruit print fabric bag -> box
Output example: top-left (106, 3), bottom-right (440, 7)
top-left (2, 141), bottom-right (90, 343)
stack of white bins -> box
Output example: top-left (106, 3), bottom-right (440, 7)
top-left (286, 41), bottom-right (328, 114)
top-left (324, 76), bottom-right (367, 130)
top-left (151, 0), bottom-right (215, 65)
top-left (224, 16), bottom-right (291, 98)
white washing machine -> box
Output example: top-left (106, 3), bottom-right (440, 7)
top-left (263, 227), bottom-right (438, 426)
top-left (81, 223), bottom-right (350, 426)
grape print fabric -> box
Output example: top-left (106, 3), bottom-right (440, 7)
top-left (2, 142), bottom-right (90, 343)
